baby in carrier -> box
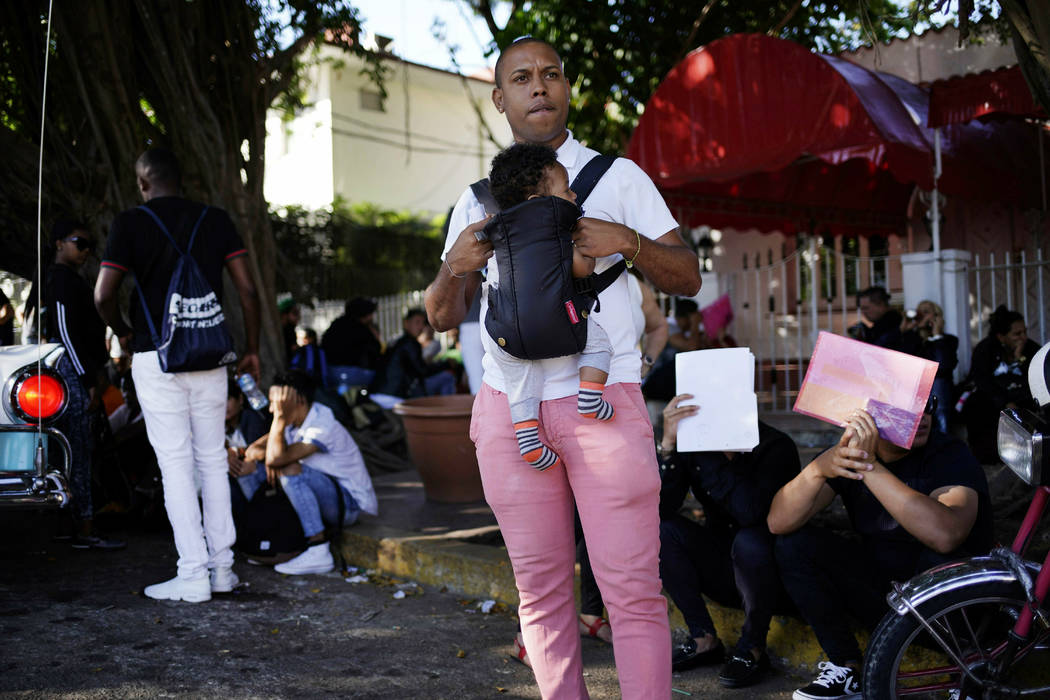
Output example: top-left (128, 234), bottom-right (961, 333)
top-left (483, 143), bottom-right (614, 471)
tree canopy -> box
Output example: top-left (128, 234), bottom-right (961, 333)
top-left (464, 0), bottom-right (1038, 154)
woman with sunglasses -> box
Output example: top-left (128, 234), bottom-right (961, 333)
top-left (43, 221), bottom-right (124, 550)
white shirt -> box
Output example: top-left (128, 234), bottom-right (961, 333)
top-left (284, 403), bottom-right (378, 516)
top-left (442, 131), bottom-right (678, 399)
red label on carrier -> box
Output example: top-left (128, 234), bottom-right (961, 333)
top-left (564, 301), bottom-right (580, 324)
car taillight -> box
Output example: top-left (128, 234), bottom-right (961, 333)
top-left (14, 372), bottom-right (66, 423)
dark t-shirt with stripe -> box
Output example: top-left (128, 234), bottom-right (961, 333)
top-left (102, 196), bottom-right (246, 353)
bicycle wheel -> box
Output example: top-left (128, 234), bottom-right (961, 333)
top-left (863, 581), bottom-right (1050, 699)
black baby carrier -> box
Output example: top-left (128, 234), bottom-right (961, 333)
top-left (473, 154), bottom-right (624, 361)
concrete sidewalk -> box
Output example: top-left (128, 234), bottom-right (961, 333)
top-left (340, 411), bottom-right (852, 676)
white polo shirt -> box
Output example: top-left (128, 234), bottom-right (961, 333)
top-left (442, 131), bottom-right (678, 400)
top-left (284, 403), bottom-right (378, 516)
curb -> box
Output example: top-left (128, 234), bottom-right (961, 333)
top-left (340, 521), bottom-right (852, 675)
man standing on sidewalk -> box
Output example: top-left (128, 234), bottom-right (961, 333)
top-left (95, 147), bottom-right (261, 603)
top-left (425, 37), bottom-right (701, 699)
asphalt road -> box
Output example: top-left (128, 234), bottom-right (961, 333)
top-left (1, 526), bottom-right (806, 699)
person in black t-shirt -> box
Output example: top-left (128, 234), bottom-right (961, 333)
top-left (94, 147), bottom-right (260, 604)
top-left (0, 287), bottom-right (14, 346)
top-left (767, 398), bottom-right (992, 700)
top-left (658, 396), bottom-right (798, 688)
top-left (321, 297), bottom-right (383, 387)
top-left (44, 221), bottom-right (124, 550)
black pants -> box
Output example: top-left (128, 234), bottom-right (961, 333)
top-left (774, 525), bottom-right (952, 665)
top-left (659, 515), bottom-right (784, 652)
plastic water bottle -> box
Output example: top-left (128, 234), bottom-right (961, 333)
top-left (236, 373), bottom-right (268, 412)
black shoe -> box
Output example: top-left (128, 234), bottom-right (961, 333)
top-left (718, 649), bottom-right (771, 688)
top-left (70, 534), bottom-right (126, 551)
top-left (671, 638), bottom-right (725, 671)
top-left (792, 661), bottom-right (861, 699)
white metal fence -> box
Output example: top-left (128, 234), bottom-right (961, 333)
top-left (971, 250), bottom-right (1049, 347)
top-left (299, 290), bottom-right (429, 345)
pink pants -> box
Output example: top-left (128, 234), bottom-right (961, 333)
top-left (470, 382), bottom-right (670, 700)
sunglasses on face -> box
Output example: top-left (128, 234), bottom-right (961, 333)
top-left (923, 395), bottom-right (938, 416)
top-left (64, 236), bottom-right (94, 252)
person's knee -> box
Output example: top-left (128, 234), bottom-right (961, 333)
top-left (773, 528), bottom-right (818, 569)
top-left (731, 528), bottom-right (774, 572)
top-left (281, 462), bottom-right (303, 477)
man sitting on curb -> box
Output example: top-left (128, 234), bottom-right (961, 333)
top-left (767, 397), bottom-right (994, 700)
top-left (243, 370), bottom-right (378, 575)
top-left (658, 394), bottom-right (798, 688)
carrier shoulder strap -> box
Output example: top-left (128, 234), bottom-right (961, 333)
top-left (469, 179), bottom-right (500, 216)
top-left (569, 153), bottom-right (616, 205)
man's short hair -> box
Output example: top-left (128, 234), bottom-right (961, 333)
top-left (674, 298), bottom-right (699, 318)
top-left (489, 143), bottom-right (560, 210)
top-left (50, 219), bottom-right (91, 245)
top-left (494, 36), bottom-right (561, 88)
top-left (136, 147), bottom-right (182, 187)
top-left (857, 286), bottom-right (890, 306)
top-left (346, 296), bottom-right (377, 318)
top-left (404, 307), bottom-right (426, 323)
top-left (271, 369), bottom-right (315, 404)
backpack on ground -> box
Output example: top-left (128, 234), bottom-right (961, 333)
top-left (134, 205), bottom-right (238, 373)
top-left (471, 154), bottom-right (625, 361)
top-left (234, 482), bottom-right (307, 563)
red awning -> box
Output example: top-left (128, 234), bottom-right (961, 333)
top-left (928, 65), bottom-right (1045, 127)
top-left (627, 34), bottom-right (1049, 235)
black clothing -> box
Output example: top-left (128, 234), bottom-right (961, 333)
top-left (0, 288), bottom-right (14, 345)
top-left (322, 315), bottom-right (383, 369)
top-left (370, 332), bottom-right (444, 398)
top-left (779, 430), bottom-right (994, 665)
top-left (964, 335), bottom-right (1042, 461)
top-left (43, 263), bottom-right (108, 389)
top-left (829, 429), bottom-right (994, 567)
top-left (658, 422), bottom-right (799, 651)
top-left (848, 309), bottom-right (903, 349)
top-left (102, 196), bottom-right (246, 353)
top-left (899, 331), bottom-right (959, 380)
top-left (282, 322), bottom-right (298, 365)
top-left (658, 422), bottom-right (801, 537)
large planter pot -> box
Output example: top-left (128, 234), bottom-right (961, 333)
top-left (393, 394), bottom-right (484, 503)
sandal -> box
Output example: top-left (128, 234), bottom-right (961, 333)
top-left (578, 614), bottom-right (613, 643)
top-left (511, 634), bottom-right (532, 668)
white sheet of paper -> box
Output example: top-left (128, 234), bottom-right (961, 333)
top-left (674, 348), bottom-right (760, 452)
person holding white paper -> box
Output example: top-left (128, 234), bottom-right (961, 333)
top-left (657, 394), bottom-right (798, 688)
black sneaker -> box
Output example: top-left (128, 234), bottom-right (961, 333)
top-left (792, 661), bottom-right (861, 699)
top-left (671, 637), bottom-right (725, 671)
top-left (70, 534), bottom-right (126, 551)
top-left (719, 649), bottom-right (771, 688)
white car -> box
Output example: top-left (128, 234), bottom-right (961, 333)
top-left (0, 342), bottom-right (72, 507)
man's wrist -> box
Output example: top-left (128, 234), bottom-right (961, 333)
top-left (657, 441), bottom-right (675, 456)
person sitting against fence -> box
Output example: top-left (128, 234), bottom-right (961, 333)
top-left (962, 304), bottom-right (1043, 463)
top-left (278, 295), bottom-right (301, 365)
top-left (225, 377), bottom-right (270, 519)
top-left (369, 308), bottom-right (458, 409)
top-left (767, 398), bottom-right (993, 700)
top-left (322, 296), bottom-right (383, 389)
top-left (478, 142), bottom-right (616, 470)
top-left (899, 299), bottom-right (958, 435)
top-left (290, 327), bottom-right (329, 389)
top-left (242, 369), bottom-right (378, 575)
top-left (846, 286), bottom-right (902, 350)
top-left (658, 395), bottom-right (798, 688)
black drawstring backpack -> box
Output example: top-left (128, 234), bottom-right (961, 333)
top-left (472, 154), bottom-right (624, 361)
top-left (134, 205), bottom-right (238, 373)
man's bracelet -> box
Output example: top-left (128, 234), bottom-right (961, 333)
top-left (625, 229), bottom-right (641, 268)
top-left (445, 258), bottom-right (466, 279)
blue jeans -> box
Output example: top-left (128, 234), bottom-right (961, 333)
top-left (238, 464), bottom-right (359, 538)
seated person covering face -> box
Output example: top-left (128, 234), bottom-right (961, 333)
top-left (243, 370), bottom-right (378, 575)
top-left (658, 394), bottom-right (798, 688)
top-left (767, 397), bottom-right (994, 700)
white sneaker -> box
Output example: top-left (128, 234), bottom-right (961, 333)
top-left (274, 543), bottom-right (334, 575)
top-left (143, 575), bottom-right (211, 603)
top-left (210, 567), bottom-right (239, 593)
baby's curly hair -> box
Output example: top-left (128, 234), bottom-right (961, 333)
top-left (488, 143), bottom-right (560, 210)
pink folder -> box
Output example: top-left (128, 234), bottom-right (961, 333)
top-left (793, 332), bottom-right (938, 448)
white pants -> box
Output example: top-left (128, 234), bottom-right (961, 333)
top-left (132, 351), bottom-right (234, 580)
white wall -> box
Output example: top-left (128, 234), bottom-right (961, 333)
top-left (265, 46), bottom-right (512, 217)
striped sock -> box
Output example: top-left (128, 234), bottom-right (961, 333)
top-left (578, 381), bottom-right (614, 420)
top-left (514, 420), bottom-right (561, 471)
